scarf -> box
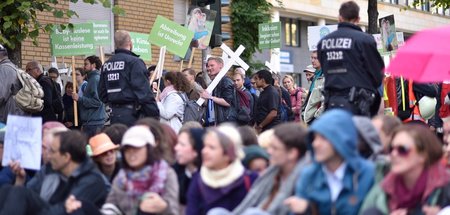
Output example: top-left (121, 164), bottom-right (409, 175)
top-left (115, 160), bottom-right (169, 200)
top-left (159, 85), bottom-right (176, 101)
top-left (233, 155), bottom-right (310, 215)
top-left (200, 159), bottom-right (245, 188)
top-left (382, 162), bottom-right (450, 211)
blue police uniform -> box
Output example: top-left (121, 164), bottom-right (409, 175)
top-left (98, 48), bottom-right (159, 126)
top-left (317, 22), bottom-right (384, 116)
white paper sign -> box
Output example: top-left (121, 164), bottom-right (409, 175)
top-left (2, 115), bottom-right (42, 170)
top-left (307, 25), bottom-right (338, 51)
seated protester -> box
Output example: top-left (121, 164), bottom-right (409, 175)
top-left (186, 125), bottom-right (257, 215)
top-left (353, 116), bottom-right (383, 161)
top-left (157, 71), bottom-right (190, 133)
top-left (242, 145), bottom-right (269, 175)
top-left (89, 133), bottom-right (120, 182)
top-left (0, 130), bottom-right (109, 215)
top-left (103, 123), bottom-right (128, 146)
top-left (100, 125), bottom-right (179, 215)
top-left (232, 123), bottom-right (310, 215)
top-left (285, 109), bottom-right (375, 215)
top-left (360, 124), bottom-right (450, 215)
top-left (174, 128), bottom-right (206, 208)
top-left (136, 118), bottom-right (175, 164)
top-left (371, 115), bottom-right (402, 152)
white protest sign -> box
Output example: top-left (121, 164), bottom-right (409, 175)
top-left (265, 61), bottom-right (279, 74)
top-left (196, 43), bottom-right (248, 106)
top-left (307, 25), bottom-right (338, 51)
top-left (2, 115), bottom-right (42, 170)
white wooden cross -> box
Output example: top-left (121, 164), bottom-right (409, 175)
top-left (196, 43), bottom-right (249, 105)
top-left (265, 60), bottom-right (279, 74)
top-left (265, 49), bottom-right (280, 74)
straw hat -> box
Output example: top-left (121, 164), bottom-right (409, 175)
top-left (89, 133), bottom-right (119, 156)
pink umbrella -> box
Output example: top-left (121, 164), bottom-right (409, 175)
top-left (386, 25), bottom-right (450, 83)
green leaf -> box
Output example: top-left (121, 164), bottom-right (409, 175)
top-left (112, 6), bottom-right (125, 16)
top-left (66, 9), bottom-right (78, 18)
top-left (53, 10), bottom-right (64, 18)
top-left (29, 29), bottom-right (39, 38)
top-left (3, 21), bottom-right (12, 29)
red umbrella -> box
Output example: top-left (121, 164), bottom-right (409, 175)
top-left (386, 25), bottom-right (450, 83)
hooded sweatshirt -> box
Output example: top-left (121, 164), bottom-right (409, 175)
top-left (295, 109), bottom-right (375, 215)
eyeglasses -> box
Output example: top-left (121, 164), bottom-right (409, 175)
top-left (388, 145), bottom-right (411, 156)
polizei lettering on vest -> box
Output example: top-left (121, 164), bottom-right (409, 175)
top-left (321, 38), bottom-right (352, 50)
top-left (103, 61), bottom-right (125, 71)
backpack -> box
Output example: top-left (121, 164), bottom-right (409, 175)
top-left (50, 80), bottom-right (64, 114)
top-left (176, 92), bottom-right (204, 123)
top-left (14, 69), bottom-right (44, 113)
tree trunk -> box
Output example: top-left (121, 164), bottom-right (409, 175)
top-left (367, 0), bottom-right (379, 34)
top-left (7, 43), bottom-right (22, 68)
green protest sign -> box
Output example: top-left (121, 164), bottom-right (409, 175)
top-left (129, 32), bottom-right (151, 61)
top-left (149, 15), bottom-right (194, 57)
top-left (259, 22), bottom-right (281, 49)
top-left (91, 20), bottom-right (111, 45)
top-left (50, 23), bottom-right (95, 56)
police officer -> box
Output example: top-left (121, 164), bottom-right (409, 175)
top-left (317, 0), bottom-right (384, 117)
top-left (98, 30), bottom-right (159, 126)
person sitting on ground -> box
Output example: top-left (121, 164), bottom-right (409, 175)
top-left (285, 109), bottom-right (375, 215)
top-left (174, 128), bottom-right (206, 210)
top-left (99, 125), bottom-right (179, 215)
top-left (360, 124), bottom-right (450, 215)
top-left (186, 125), bottom-right (258, 215)
top-left (89, 133), bottom-right (120, 182)
top-left (1, 130), bottom-right (109, 215)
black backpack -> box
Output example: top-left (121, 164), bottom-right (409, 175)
top-left (176, 92), bottom-right (204, 123)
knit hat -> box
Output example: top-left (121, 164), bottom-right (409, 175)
top-left (216, 124), bottom-right (245, 160)
top-left (242, 145), bottom-right (270, 168)
top-left (186, 128), bottom-right (206, 167)
top-left (89, 133), bottom-right (119, 156)
top-left (121, 125), bottom-right (156, 147)
top-left (352, 116), bottom-right (382, 155)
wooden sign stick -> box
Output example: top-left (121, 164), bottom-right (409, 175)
top-left (71, 56), bottom-right (78, 127)
top-left (188, 48), bottom-right (195, 68)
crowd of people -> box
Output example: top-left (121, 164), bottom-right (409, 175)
top-left (1, 0), bottom-right (450, 215)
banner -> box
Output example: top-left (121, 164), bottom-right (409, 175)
top-left (129, 32), bottom-right (152, 61)
top-left (50, 23), bottom-right (96, 56)
top-left (149, 15), bottom-right (194, 57)
top-left (2, 115), bottom-right (42, 170)
top-left (91, 20), bottom-right (111, 45)
top-left (186, 7), bottom-right (216, 50)
top-left (258, 22), bottom-right (282, 49)
top-left (307, 25), bottom-right (338, 51)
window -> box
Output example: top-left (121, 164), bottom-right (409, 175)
top-left (283, 18), bottom-right (300, 47)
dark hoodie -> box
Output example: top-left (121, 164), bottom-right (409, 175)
top-left (295, 109), bottom-right (375, 215)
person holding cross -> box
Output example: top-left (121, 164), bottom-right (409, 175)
top-left (200, 57), bottom-right (237, 126)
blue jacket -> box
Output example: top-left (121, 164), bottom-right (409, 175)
top-left (79, 70), bottom-right (106, 126)
top-left (295, 109), bottom-right (375, 215)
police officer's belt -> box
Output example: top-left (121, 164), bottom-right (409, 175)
top-left (111, 104), bottom-right (134, 109)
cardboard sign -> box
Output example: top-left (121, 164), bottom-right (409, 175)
top-left (379, 15), bottom-right (399, 53)
top-left (91, 20), bottom-right (111, 45)
top-left (50, 23), bottom-right (96, 56)
top-left (307, 25), bottom-right (338, 51)
top-left (2, 115), bottom-right (42, 170)
top-left (373, 32), bottom-right (405, 55)
top-left (149, 15), bottom-right (194, 57)
top-left (129, 32), bottom-right (152, 61)
top-left (259, 22), bottom-right (282, 49)
top-left (186, 7), bottom-right (216, 49)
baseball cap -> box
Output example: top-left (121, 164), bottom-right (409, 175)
top-left (121, 125), bottom-right (155, 147)
top-left (89, 133), bottom-right (119, 156)
top-left (303, 65), bottom-right (315, 73)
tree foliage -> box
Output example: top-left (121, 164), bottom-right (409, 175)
top-left (0, 0), bottom-right (124, 66)
top-left (230, 0), bottom-right (274, 70)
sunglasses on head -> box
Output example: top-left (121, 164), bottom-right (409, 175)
top-left (388, 145), bottom-right (411, 156)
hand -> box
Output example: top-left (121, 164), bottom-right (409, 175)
top-left (65, 195), bottom-right (82, 214)
top-left (72, 93), bottom-right (79, 101)
top-left (139, 192), bottom-right (168, 213)
top-left (390, 209), bottom-right (408, 215)
top-left (255, 125), bottom-right (262, 134)
top-left (64, 122), bottom-right (74, 128)
top-left (9, 161), bottom-right (26, 186)
top-left (422, 205), bottom-right (441, 215)
top-left (284, 196), bottom-right (309, 214)
top-left (200, 91), bottom-right (212, 100)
